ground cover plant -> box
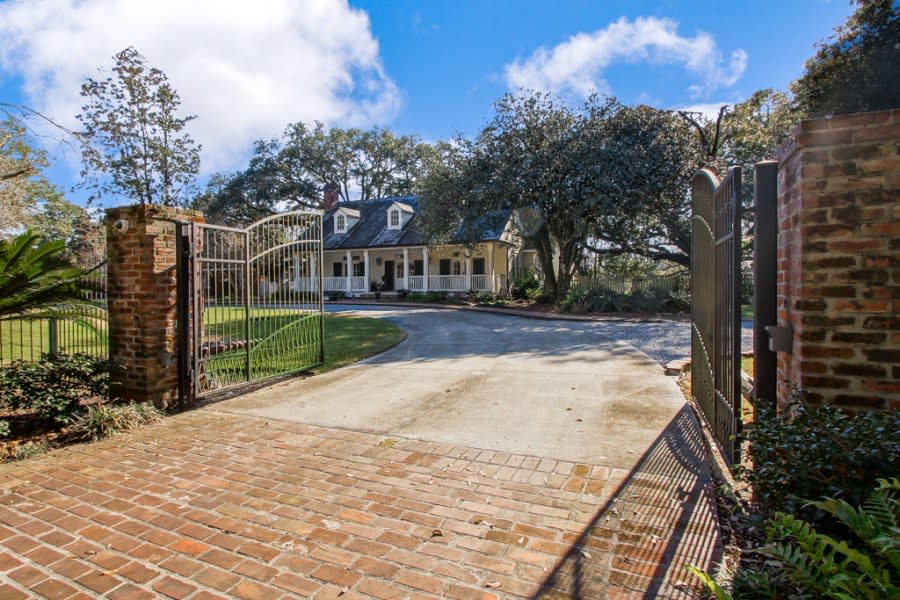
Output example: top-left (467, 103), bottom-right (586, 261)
top-left (690, 394), bottom-right (900, 599)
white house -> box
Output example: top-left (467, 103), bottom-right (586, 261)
top-left (298, 195), bottom-right (537, 297)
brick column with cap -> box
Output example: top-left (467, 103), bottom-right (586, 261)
top-left (105, 204), bottom-right (204, 409)
top-left (775, 109), bottom-right (900, 412)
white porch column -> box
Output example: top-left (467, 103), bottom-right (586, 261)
top-left (345, 250), bottom-right (352, 293)
top-left (363, 250), bottom-right (369, 290)
top-left (402, 248), bottom-right (409, 289)
top-left (466, 255), bottom-right (473, 290)
top-left (423, 246), bottom-right (429, 292)
top-left (488, 243), bottom-right (495, 292)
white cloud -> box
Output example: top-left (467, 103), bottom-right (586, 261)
top-left (504, 16), bottom-right (747, 99)
top-left (671, 102), bottom-right (731, 121)
top-left (0, 0), bottom-right (402, 172)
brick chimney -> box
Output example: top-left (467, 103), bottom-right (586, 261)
top-left (323, 183), bottom-right (340, 211)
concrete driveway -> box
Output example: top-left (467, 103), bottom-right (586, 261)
top-left (0, 306), bottom-right (721, 599)
top-left (218, 306), bottom-right (684, 469)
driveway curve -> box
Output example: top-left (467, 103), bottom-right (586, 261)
top-left (217, 306), bottom-right (687, 470)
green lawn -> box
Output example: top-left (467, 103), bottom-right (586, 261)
top-left (316, 314), bottom-right (404, 373)
top-left (199, 307), bottom-right (403, 388)
top-left (0, 316), bottom-right (108, 364)
top-left (742, 354), bottom-right (754, 376)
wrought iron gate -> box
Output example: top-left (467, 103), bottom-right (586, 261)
top-left (691, 167), bottom-right (742, 465)
top-left (186, 211), bottom-right (324, 397)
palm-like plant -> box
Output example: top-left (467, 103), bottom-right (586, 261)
top-left (0, 230), bottom-right (95, 320)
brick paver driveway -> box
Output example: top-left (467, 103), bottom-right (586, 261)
top-left (0, 308), bottom-right (722, 599)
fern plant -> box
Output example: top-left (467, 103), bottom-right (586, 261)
top-left (691, 478), bottom-right (899, 599)
top-left (763, 477), bottom-right (899, 600)
top-left (0, 230), bottom-right (95, 321)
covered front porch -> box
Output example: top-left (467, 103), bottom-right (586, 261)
top-left (296, 243), bottom-right (509, 296)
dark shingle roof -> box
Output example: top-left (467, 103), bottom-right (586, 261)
top-left (323, 195), bottom-right (510, 250)
top-left (324, 196), bottom-right (422, 250)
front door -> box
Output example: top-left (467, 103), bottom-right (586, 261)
top-left (383, 261), bottom-right (395, 291)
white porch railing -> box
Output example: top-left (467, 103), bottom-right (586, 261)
top-left (402, 274), bottom-right (492, 292)
top-left (428, 275), bottom-right (467, 290)
top-left (351, 277), bottom-right (367, 292)
top-left (323, 276), bottom-right (346, 291)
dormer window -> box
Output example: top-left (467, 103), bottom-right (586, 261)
top-left (387, 201), bottom-right (413, 230)
top-left (333, 207), bottom-right (360, 234)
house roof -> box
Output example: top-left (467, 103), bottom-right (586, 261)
top-left (324, 196), bottom-right (422, 250)
top-left (323, 195), bottom-right (511, 250)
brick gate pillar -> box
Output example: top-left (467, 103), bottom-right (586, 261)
top-left (105, 205), bottom-right (204, 409)
top-left (775, 109), bottom-right (900, 413)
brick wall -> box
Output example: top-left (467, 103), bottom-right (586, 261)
top-left (776, 109), bottom-right (900, 412)
top-left (106, 205), bottom-right (204, 409)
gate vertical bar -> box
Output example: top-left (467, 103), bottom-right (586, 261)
top-left (175, 223), bottom-right (192, 408)
top-left (318, 213), bottom-right (326, 364)
top-left (191, 222), bottom-right (202, 400)
top-left (244, 231), bottom-right (252, 382)
top-left (729, 168), bottom-right (743, 464)
top-left (753, 161), bottom-right (778, 404)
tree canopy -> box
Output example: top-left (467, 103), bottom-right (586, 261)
top-left (198, 123), bottom-right (432, 226)
top-left (1, 116), bottom-right (52, 234)
top-left (792, 0), bottom-right (900, 117)
top-left (77, 47), bottom-right (201, 207)
top-left (0, 114), bottom-right (100, 254)
top-left (419, 93), bottom-right (705, 301)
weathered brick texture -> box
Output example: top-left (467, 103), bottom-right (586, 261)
top-left (776, 109), bottom-right (900, 412)
top-left (105, 205), bottom-right (203, 409)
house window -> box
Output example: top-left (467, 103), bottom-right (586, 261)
top-left (439, 259), bottom-right (451, 276)
top-left (412, 260), bottom-right (424, 276)
top-left (473, 258), bottom-right (485, 275)
top-left (396, 262), bottom-right (404, 278)
top-left (389, 209), bottom-right (400, 229)
top-left (335, 214), bottom-right (346, 233)
top-left (352, 261), bottom-right (364, 277)
top-left (453, 261), bottom-right (462, 275)
top-left (332, 262), bottom-right (344, 277)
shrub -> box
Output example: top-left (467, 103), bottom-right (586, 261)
top-left (0, 353), bottom-right (114, 424)
top-left (746, 398), bottom-right (900, 528)
top-left (690, 478), bottom-right (900, 600)
top-left (71, 401), bottom-right (164, 441)
top-left (395, 289), bottom-right (409, 300)
top-left (510, 269), bottom-right (540, 300)
top-left (760, 478), bottom-right (900, 600)
top-left (562, 287), bottom-right (630, 312)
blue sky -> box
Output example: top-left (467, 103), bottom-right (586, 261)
top-left (0, 0), bottom-right (852, 206)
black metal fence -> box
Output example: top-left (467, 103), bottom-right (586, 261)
top-left (0, 262), bottom-right (108, 365)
